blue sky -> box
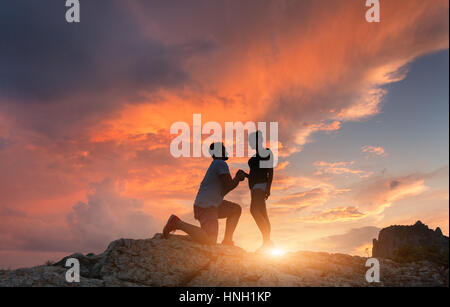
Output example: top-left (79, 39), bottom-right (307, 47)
top-left (291, 49), bottom-right (449, 179)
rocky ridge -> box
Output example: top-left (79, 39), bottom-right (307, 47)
top-left (372, 220), bottom-right (449, 263)
top-left (1, 234), bottom-right (448, 287)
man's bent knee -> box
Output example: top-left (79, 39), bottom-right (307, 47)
top-left (220, 200), bottom-right (241, 218)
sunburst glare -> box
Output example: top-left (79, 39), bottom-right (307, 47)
top-left (269, 248), bottom-right (286, 257)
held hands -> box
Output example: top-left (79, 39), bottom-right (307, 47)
top-left (236, 169), bottom-right (248, 182)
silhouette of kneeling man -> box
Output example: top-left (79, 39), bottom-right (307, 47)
top-left (163, 142), bottom-right (246, 245)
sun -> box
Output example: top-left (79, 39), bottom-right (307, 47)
top-left (269, 248), bottom-right (286, 257)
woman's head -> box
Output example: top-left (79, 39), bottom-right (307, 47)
top-left (248, 130), bottom-right (264, 150)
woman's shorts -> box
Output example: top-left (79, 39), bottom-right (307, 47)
top-left (252, 183), bottom-right (267, 191)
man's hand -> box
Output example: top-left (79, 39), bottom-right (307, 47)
top-left (220, 170), bottom-right (246, 196)
top-left (236, 169), bottom-right (247, 182)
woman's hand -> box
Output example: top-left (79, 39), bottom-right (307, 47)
top-left (236, 169), bottom-right (247, 181)
top-left (265, 189), bottom-right (270, 200)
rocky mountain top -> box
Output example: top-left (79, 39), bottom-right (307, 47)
top-left (372, 221), bottom-right (449, 266)
top-left (1, 234), bottom-right (448, 287)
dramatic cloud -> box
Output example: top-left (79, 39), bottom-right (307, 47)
top-left (311, 226), bottom-right (381, 255)
top-left (352, 174), bottom-right (430, 213)
top-left (313, 161), bottom-right (373, 178)
top-left (361, 145), bottom-right (386, 158)
top-left (275, 161), bottom-right (290, 171)
top-left (0, 206), bottom-right (74, 253)
top-left (0, 0), bottom-right (214, 137)
top-left (294, 121), bottom-right (341, 149)
top-left (0, 178), bottom-right (161, 256)
top-left (0, 0), bottom-right (448, 267)
top-left (275, 188), bottom-right (331, 209)
top-left (299, 207), bottom-right (366, 223)
top-left (67, 179), bottom-right (161, 252)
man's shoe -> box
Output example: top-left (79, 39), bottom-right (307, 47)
top-left (163, 215), bottom-right (180, 239)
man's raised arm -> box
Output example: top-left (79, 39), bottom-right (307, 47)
top-left (219, 170), bottom-right (245, 196)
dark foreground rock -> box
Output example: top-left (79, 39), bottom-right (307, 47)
top-left (1, 234), bottom-right (448, 287)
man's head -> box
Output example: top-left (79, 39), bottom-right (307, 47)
top-left (209, 142), bottom-right (228, 160)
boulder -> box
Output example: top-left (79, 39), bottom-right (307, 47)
top-left (372, 221), bottom-right (449, 264)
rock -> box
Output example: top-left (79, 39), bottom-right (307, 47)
top-left (0, 233), bottom-right (448, 287)
top-left (372, 221), bottom-right (449, 263)
top-left (0, 266), bottom-right (104, 287)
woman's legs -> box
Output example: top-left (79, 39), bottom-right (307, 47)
top-left (261, 206), bottom-right (271, 240)
top-left (250, 189), bottom-right (271, 243)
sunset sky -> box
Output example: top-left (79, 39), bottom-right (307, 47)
top-left (0, 0), bottom-right (448, 269)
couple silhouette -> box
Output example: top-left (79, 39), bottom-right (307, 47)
top-left (163, 131), bottom-right (275, 253)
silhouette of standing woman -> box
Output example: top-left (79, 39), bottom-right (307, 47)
top-left (245, 130), bottom-right (274, 253)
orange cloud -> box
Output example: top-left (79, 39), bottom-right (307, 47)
top-left (299, 206), bottom-right (365, 223)
top-left (86, 0), bottom-right (448, 155)
top-left (0, 0), bottom-right (448, 267)
top-left (353, 174), bottom-right (429, 214)
top-left (362, 145), bottom-right (386, 157)
top-left (313, 161), bottom-right (373, 178)
top-left (294, 121), bottom-right (341, 150)
top-left (275, 161), bottom-right (290, 171)
top-left (275, 188), bottom-right (332, 209)
top-left (310, 226), bottom-right (380, 255)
